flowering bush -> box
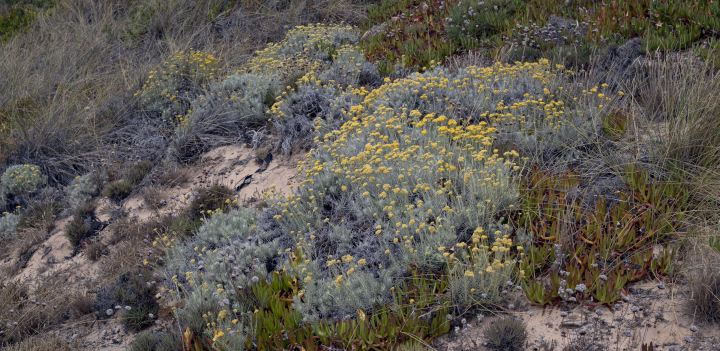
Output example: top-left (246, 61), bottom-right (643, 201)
top-left (1, 164), bottom-right (47, 197)
top-left (162, 24), bottom-right (617, 342)
top-left (267, 64), bottom-right (534, 320)
top-left (244, 23), bottom-right (360, 80)
top-left (136, 49), bottom-right (220, 123)
top-left (163, 207), bottom-right (269, 349)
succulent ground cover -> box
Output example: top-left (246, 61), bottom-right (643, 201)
top-left (362, 0), bottom-right (720, 72)
top-left (0, 0), bottom-right (719, 350)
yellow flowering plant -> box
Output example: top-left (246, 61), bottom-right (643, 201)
top-left (136, 49), bottom-right (220, 123)
top-left (1, 164), bottom-right (46, 198)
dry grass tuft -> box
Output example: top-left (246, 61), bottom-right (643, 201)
top-left (4, 335), bottom-right (78, 351)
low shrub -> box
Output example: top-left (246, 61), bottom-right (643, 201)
top-left (169, 73), bottom-right (279, 162)
top-left (128, 330), bottom-right (182, 351)
top-left (101, 160), bottom-right (152, 201)
top-left (65, 202), bottom-right (101, 248)
top-left (124, 160), bottom-right (153, 186)
top-left (92, 269), bottom-right (159, 331)
top-left (65, 216), bottom-right (90, 247)
top-left (0, 212), bottom-right (20, 241)
top-left (65, 173), bottom-right (99, 210)
top-left (102, 180), bottom-right (134, 201)
top-left (483, 317), bottom-right (527, 351)
top-left (1, 164), bottom-right (47, 198)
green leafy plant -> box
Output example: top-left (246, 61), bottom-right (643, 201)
top-left (516, 165), bottom-right (687, 306)
top-left (0, 3), bottom-right (38, 42)
top-left (249, 270), bottom-right (451, 351)
top-left (361, 0), bottom-right (457, 71)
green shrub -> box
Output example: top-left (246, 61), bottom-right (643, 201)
top-left (102, 180), bottom-right (135, 201)
top-left (65, 215), bottom-right (89, 247)
top-left (0, 3), bottom-right (38, 42)
top-left (101, 160), bottom-right (152, 201)
top-left (0, 212), bottom-right (20, 241)
top-left (1, 164), bottom-right (47, 197)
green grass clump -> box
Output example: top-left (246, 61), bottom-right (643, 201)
top-left (0, 164), bottom-right (46, 198)
top-left (17, 200), bottom-right (61, 230)
top-left (101, 160), bottom-right (152, 201)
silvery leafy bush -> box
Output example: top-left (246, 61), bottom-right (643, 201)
top-left (65, 173), bottom-right (98, 210)
top-left (0, 212), bottom-right (20, 241)
top-left (271, 79), bottom-right (361, 155)
top-left (265, 65), bottom-right (531, 321)
top-left (317, 45), bottom-right (383, 89)
top-left (1, 164), bottom-right (47, 197)
top-left (169, 73), bottom-right (280, 161)
top-left (164, 208), bottom-right (279, 349)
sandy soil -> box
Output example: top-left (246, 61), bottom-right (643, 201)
top-left (431, 280), bottom-right (720, 350)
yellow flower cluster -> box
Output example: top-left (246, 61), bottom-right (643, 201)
top-left (1, 164), bottom-right (45, 196)
top-left (135, 49), bottom-right (219, 123)
top-left (243, 23), bottom-right (358, 80)
top-left (267, 63), bottom-right (533, 286)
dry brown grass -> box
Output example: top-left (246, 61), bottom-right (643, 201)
top-left (0, 0), bottom-right (372, 186)
top-left (101, 215), bottom-right (171, 281)
top-left (4, 335), bottom-right (78, 351)
top-left (0, 270), bottom-right (93, 346)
